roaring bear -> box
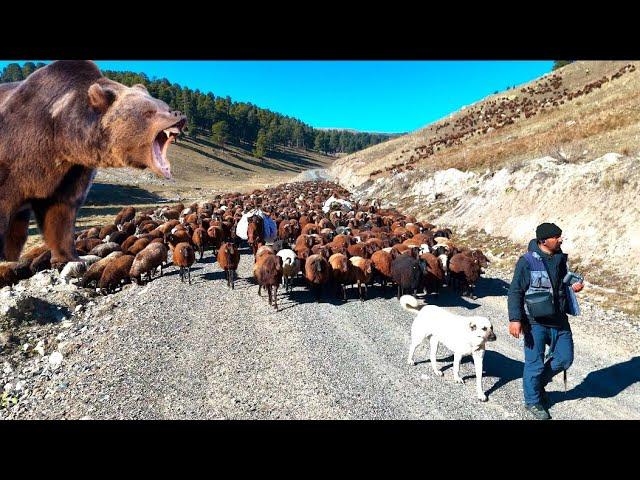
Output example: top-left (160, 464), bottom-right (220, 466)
top-left (0, 60), bottom-right (186, 267)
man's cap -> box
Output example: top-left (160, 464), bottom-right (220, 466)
top-left (536, 222), bottom-right (562, 241)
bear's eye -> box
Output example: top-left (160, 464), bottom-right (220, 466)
top-left (482, 327), bottom-right (487, 331)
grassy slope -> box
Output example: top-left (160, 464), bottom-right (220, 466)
top-left (332, 60), bottom-right (640, 185)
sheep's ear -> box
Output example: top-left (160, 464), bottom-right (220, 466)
top-left (88, 82), bottom-right (116, 114)
top-left (469, 320), bottom-right (477, 331)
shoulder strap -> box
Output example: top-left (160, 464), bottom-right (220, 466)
top-left (523, 252), bottom-right (545, 271)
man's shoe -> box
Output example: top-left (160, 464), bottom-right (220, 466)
top-left (526, 403), bottom-right (551, 420)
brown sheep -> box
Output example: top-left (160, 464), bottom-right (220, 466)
top-left (207, 225), bottom-right (224, 255)
top-left (98, 254), bottom-right (135, 294)
top-left (448, 253), bottom-right (482, 298)
top-left (10, 258), bottom-right (34, 281)
top-left (311, 244), bottom-right (331, 260)
top-left (79, 251), bottom-right (125, 288)
top-left (127, 237), bottom-right (152, 256)
top-left (301, 223), bottom-right (319, 235)
top-left (83, 227), bottom-right (101, 239)
top-left (89, 242), bottom-right (122, 258)
top-left (99, 224), bottom-right (119, 240)
top-left (0, 263), bottom-right (19, 288)
top-left (349, 256), bottom-right (373, 301)
top-left (120, 235), bottom-right (140, 253)
top-left (173, 242), bottom-right (196, 284)
top-left (326, 241), bottom-right (348, 256)
top-left (370, 249), bottom-right (393, 291)
top-left (255, 245), bottom-right (276, 261)
top-left (105, 230), bottom-right (130, 245)
top-left (328, 253), bottom-right (352, 301)
top-left (217, 242), bottom-right (240, 289)
top-left (365, 237), bottom-right (384, 254)
top-left (19, 245), bottom-right (50, 264)
top-left (156, 219), bottom-right (181, 235)
top-left (120, 221), bottom-right (137, 237)
top-left (130, 243), bottom-right (169, 284)
top-left (419, 252), bottom-right (445, 295)
top-left (390, 243), bottom-right (410, 256)
top-left (304, 254), bottom-right (331, 301)
top-left (192, 227), bottom-right (209, 260)
top-left (166, 231), bottom-right (191, 251)
top-left (30, 249), bottom-right (52, 273)
top-left (114, 206), bottom-right (136, 226)
top-left (278, 221), bottom-right (294, 242)
top-left (347, 242), bottom-right (369, 258)
top-left (253, 252), bottom-right (283, 310)
top-left (75, 238), bottom-right (103, 254)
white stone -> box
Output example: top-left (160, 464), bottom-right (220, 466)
top-left (15, 380), bottom-right (26, 391)
top-left (34, 341), bottom-right (46, 356)
top-left (49, 352), bottom-right (63, 369)
top-left (4, 382), bottom-right (13, 392)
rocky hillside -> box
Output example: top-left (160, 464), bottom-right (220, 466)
top-left (330, 61), bottom-right (640, 314)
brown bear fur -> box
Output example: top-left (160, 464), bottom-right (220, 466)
top-left (0, 60), bottom-right (186, 267)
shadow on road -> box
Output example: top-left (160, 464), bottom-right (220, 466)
top-left (473, 276), bottom-right (511, 299)
top-left (549, 356), bottom-right (640, 406)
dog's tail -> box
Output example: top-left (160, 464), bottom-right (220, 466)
top-left (400, 295), bottom-right (421, 313)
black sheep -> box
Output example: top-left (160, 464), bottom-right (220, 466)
top-left (391, 255), bottom-right (422, 299)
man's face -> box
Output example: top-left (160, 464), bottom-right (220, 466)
top-left (542, 235), bottom-right (563, 253)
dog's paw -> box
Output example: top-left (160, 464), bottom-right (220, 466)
top-left (407, 359), bottom-right (415, 366)
top-left (434, 369), bottom-right (444, 377)
top-left (454, 376), bottom-right (464, 384)
top-left (478, 394), bottom-right (488, 402)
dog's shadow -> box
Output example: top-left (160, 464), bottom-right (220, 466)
top-left (414, 350), bottom-right (524, 396)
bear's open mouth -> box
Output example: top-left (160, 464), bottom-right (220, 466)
top-left (152, 118), bottom-right (186, 179)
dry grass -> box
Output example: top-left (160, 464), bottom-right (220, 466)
top-left (337, 61), bottom-right (640, 182)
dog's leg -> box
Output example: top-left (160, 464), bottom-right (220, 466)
top-left (430, 337), bottom-right (443, 376)
top-left (472, 350), bottom-right (488, 401)
top-left (453, 352), bottom-right (464, 384)
top-left (407, 333), bottom-right (421, 365)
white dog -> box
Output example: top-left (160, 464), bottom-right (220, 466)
top-left (401, 295), bottom-right (497, 402)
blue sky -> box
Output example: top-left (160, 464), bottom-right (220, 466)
top-left (0, 60), bottom-right (553, 133)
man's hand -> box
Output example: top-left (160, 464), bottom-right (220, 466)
top-left (572, 282), bottom-right (584, 293)
top-left (509, 321), bottom-right (522, 338)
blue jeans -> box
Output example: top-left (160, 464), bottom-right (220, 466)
top-left (523, 323), bottom-right (574, 406)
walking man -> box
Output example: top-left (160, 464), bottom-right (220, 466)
top-left (507, 223), bottom-right (584, 420)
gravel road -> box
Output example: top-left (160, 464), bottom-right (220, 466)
top-left (2, 246), bottom-right (639, 420)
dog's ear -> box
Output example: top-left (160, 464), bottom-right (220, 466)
top-left (469, 320), bottom-right (477, 331)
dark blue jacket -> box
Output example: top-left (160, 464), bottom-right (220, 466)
top-left (507, 239), bottom-right (570, 328)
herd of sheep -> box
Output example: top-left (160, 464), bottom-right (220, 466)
top-left (370, 63), bottom-right (637, 177)
top-left (1, 181), bottom-right (490, 312)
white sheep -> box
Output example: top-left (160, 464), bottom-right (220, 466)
top-left (276, 248), bottom-right (300, 293)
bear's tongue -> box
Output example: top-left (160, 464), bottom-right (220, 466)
top-left (152, 133), bottom-right (174, 179)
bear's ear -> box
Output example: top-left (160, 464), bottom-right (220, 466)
top-left (88, 83), bottom-right (116, 114)
top-left (132, 83), bottom-right (148, 93)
